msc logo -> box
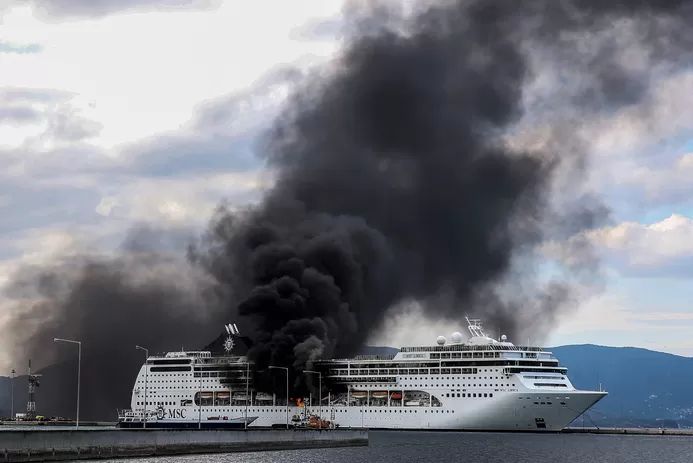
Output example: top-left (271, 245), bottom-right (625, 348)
top-left (156, 406), bottom-right (186, 420)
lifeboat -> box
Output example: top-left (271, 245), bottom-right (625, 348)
top-left (371, 391), bottom-right (388, 399)
top-left (351, 391), bottom-right (367, 399)
top-left (216, 391), bottom-right (230, 399)
top-left (390, 392), bottom-right (402, 400)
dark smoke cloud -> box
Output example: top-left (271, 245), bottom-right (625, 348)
top-left (193, 0), bottom-right (693, 386)
top-left (4, 0), bottom-right (693, 414)
top-left (3, 245), bottom-right (224, 419)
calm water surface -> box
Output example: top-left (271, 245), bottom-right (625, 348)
top-left (90, 430), bottom-right (693, 463)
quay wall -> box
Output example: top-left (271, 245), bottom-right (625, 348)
top-left (0, 428), bottom-right (368, 462)
top-left (563, 427), bottom-right (693, 436)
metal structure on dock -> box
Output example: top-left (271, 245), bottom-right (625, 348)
top-left (26, 360), bottom-right (42, 420)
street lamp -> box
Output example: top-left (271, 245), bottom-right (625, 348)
top-left (10, 369), bottom-right (15, 421)
top-left (54, 338), bottom-right (81, 427)
top-left (303, 370), bottom-right (322, 426)
top-left (269, 366), bottom-right (289, 429)
top-left (135, 345), bottom-right (149, 429)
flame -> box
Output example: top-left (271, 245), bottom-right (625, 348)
top-left (296, 398), bottom-right (305, 407)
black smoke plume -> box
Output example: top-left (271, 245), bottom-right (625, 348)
top-left (193, 0), bottom-right (693, 388)
top-left (4, 0), bottom-right (693, 416)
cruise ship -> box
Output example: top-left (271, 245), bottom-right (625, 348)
top-left (118, 319), bottom-right (606, 431)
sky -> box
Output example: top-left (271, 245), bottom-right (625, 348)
top-left (1, 0), bottom-right (693, 364)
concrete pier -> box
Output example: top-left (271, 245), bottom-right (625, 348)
top-left (563, 427), bottom-right (693, 436)
top-left (0, 428), bottom-right (368, 462)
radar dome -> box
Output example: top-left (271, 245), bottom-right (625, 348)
top-left (450, 332), bottom-right (463, 344)
top-left (501, 334), bottom-right (507, 342)
top-left (436, 336), bottom-right (446, 346)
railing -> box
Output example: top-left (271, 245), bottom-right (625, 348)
top-left (400, 345), bottom-right (546, 353)
top-left (353, 354), bottom-right (396, 360)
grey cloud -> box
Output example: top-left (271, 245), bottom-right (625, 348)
top-left (23, 0), bottom-right (220, 20)
top-left (0, 181), bottom-right (104, 239)
top-left (0, 106), bottom-right (41, 125)
top-left (0, 86), bottom-right (101, 141)
top-left (0, 88), bottom-right (72, 104)
top-left (290, 17), bottom-right (343, 42)
top-left (124, 131), bottom-right (258, 177)
top-left (45, 106), bottom-right (102, 141)
top-left (121, 66), bottom-right (303, 177)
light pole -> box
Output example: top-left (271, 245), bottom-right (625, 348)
top-left (135, 345), bottom-right (148, 429)
top-left (303, 370), bottom-right (322, 426)
top-left (269, 366), bottom-right (289, 429)
top-left (54, 338), bottom-right (81, 427)
top-left (10, 368), bottom-right (15, 421)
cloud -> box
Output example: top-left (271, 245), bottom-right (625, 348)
top-left (91, 171), bottom-right (268, 225)
top-left (0, 86), bottom-right (101, 149)
top-left (5, 0), bottom-right (221, 21)
top-left (0, 71), bottom-right (291, 263)
top-left (0, 106), bottom-right (41, 124)
top-left (120, 65), bottom-right (302, 176)
top-left (508, 69), bottom-right (693, 214)
top-left (290, 16), bottom-right (343, 42)
top-left (586, 214), bottom-right (693, 277)
top-left (0, 40), bottom-right (42, 54)
top-left (615, 152), bottom-right (693, 207)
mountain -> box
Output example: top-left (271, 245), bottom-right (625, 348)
top-left (551, 344), bottom-right (693, 427)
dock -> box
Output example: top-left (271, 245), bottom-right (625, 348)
top-left (563, 427), bottom-right (693, 436)
top-left (0, 428), bottom-right (368, 462)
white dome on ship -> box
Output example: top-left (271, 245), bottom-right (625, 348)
top-left (450, 332), bottom-right (463, 344)
top-left (436, 335), bottom-right (446, 346)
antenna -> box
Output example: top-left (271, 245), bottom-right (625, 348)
top-left (233, 323), bottom-right (239, 334)
top-left (225, 325), bottom-right (230, 335)
top-left (465, 316), bottom-right (486, 338)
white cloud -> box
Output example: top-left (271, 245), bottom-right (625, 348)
top-left (93, 170), bottom-right (269, 225)
top-left (0, 2), bottom-right (342, 148)
top-left (615, 152), bottom-right (693, 206)
top-left (587, 214), bottom-right (693, 275)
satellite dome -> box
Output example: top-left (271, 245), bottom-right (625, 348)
top-left (501, 334), bottom-right (507, 342)
top-left (436, 336), bottom-right (446, 346)
top-left (450, 332), bottom-right (463, 344)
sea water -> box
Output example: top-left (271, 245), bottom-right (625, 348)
top-left (91, 430), bottom-right (693, 463)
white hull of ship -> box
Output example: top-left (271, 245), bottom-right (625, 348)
top-left (139, 391), bottom-right (605, 432)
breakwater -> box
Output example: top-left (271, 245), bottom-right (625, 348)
top-left (563, 427), bottom-right (693, 436)
top-left (0, 428), bottom-right (368, 462)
